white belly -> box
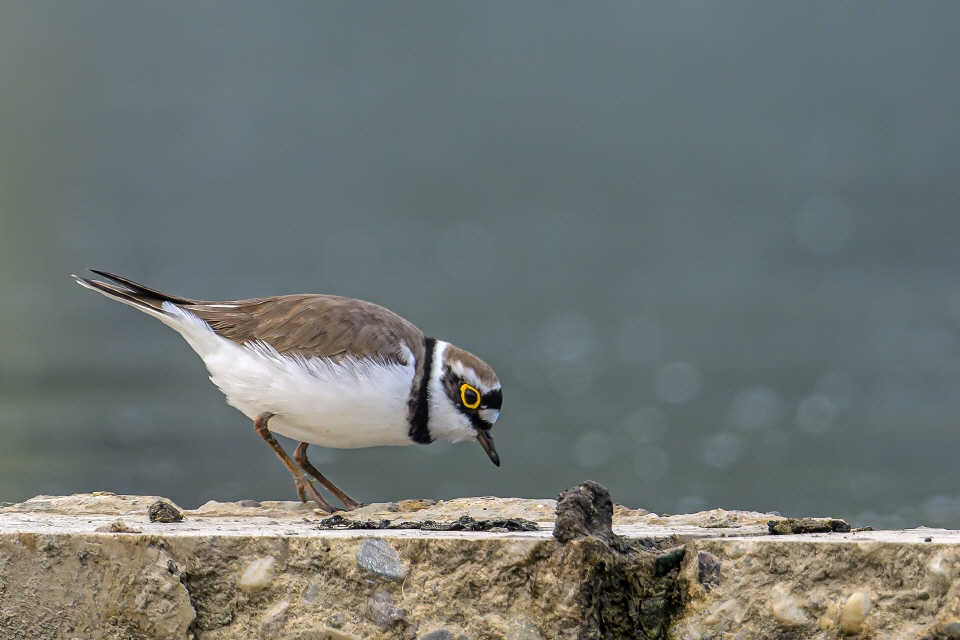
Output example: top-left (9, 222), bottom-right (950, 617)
top-left (161, 304), bottom-right (416, 448)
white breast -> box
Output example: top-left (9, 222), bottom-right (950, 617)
top-left (160, 303), bottom-right (416, 448)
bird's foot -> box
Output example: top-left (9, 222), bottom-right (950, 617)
top-left (294, 475), bottom-right (335, 513)
top-left (340, 497), bottom-right (364, 512)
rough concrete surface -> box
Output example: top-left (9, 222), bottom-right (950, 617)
top-left (2, 490), bottom-right (960, 639)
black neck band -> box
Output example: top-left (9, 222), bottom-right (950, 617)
top-left (408, 337), bottom-right (436, 444)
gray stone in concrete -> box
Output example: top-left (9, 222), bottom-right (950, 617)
top-left (356, 537), bottom-right (407, 581)
top-left (368, 590), bottom-right (406, 627)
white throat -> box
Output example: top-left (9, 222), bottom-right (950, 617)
top-left (426, 340), bottom-right (478, 443)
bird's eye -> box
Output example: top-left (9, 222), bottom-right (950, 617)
top-left (460, 383), bottom-right (481, 409)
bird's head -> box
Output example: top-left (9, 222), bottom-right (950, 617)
top-left (428, 342), bottom-right (502, 465)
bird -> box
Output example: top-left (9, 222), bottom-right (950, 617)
top-left (73, 270), bottom-right (502, 513)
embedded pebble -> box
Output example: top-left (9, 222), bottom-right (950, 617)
top-left (369, 590), bottom-right (406, 627)
top-left (418, 630), bottom-right (453, 640)
top-left (840, 592), bottom-right (871, 634)
top-left (697, 552), bottom-right (721, 591)
top-left (260, 600), bottom-right (289, 637)
top-left (770, 587), bottom-right (808, 627)
top-left (356, 538), bottom-right (407, 581)
top-left (928, 552), bottom-right (951, 576)
top-left (302, 581), bottom-right (322, 605)
top-left (239, 557), bottom-right (276, 591)
top-left (943, 621), bottom-right (960, 639)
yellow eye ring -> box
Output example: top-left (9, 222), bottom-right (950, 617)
top-left (460, 383), bottom-right (481, 409)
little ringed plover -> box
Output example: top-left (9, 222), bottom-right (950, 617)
top-left (73, 270), bottom-right (502, 512)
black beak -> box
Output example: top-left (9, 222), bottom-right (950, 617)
top-left (477, 429), bottom-right (500, 467)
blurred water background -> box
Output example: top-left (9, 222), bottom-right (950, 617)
top-left (2, 3), bottom-right (960, 528)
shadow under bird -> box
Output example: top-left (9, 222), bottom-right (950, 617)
top-left (73, 270), bottom-right (503, 512)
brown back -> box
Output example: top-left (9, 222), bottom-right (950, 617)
top-left (186, 295), bottom-right (426, 365)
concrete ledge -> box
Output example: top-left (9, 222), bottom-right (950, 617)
top-left (2, 491), bottom-right (960, 639)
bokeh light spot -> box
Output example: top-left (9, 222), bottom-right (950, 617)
top-left (729, 385), bottom-right (783, 431)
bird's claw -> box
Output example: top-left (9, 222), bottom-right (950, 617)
top-left (294, 476), bottom-right (335, 513)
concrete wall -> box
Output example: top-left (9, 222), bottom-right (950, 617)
top-left (2, 489), bottom-right (959, 639)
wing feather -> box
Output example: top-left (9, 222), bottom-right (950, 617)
top-left (186, 295), bottom-right (425, 366)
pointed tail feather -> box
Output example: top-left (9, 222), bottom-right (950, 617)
top-left (87, 270), bottom-right (201, 305)
top-left (73, 271), bottom-right (198, 319)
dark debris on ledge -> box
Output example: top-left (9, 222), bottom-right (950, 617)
top-left (767, 517), bottom-right (851, 535)
top-left (315, 513), bottom-right (540, 532)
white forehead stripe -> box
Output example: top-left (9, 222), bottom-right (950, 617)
top-left (449, 359), bottom-right (477, 381)
top-left (448, 359), bottom-right (498, 392)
